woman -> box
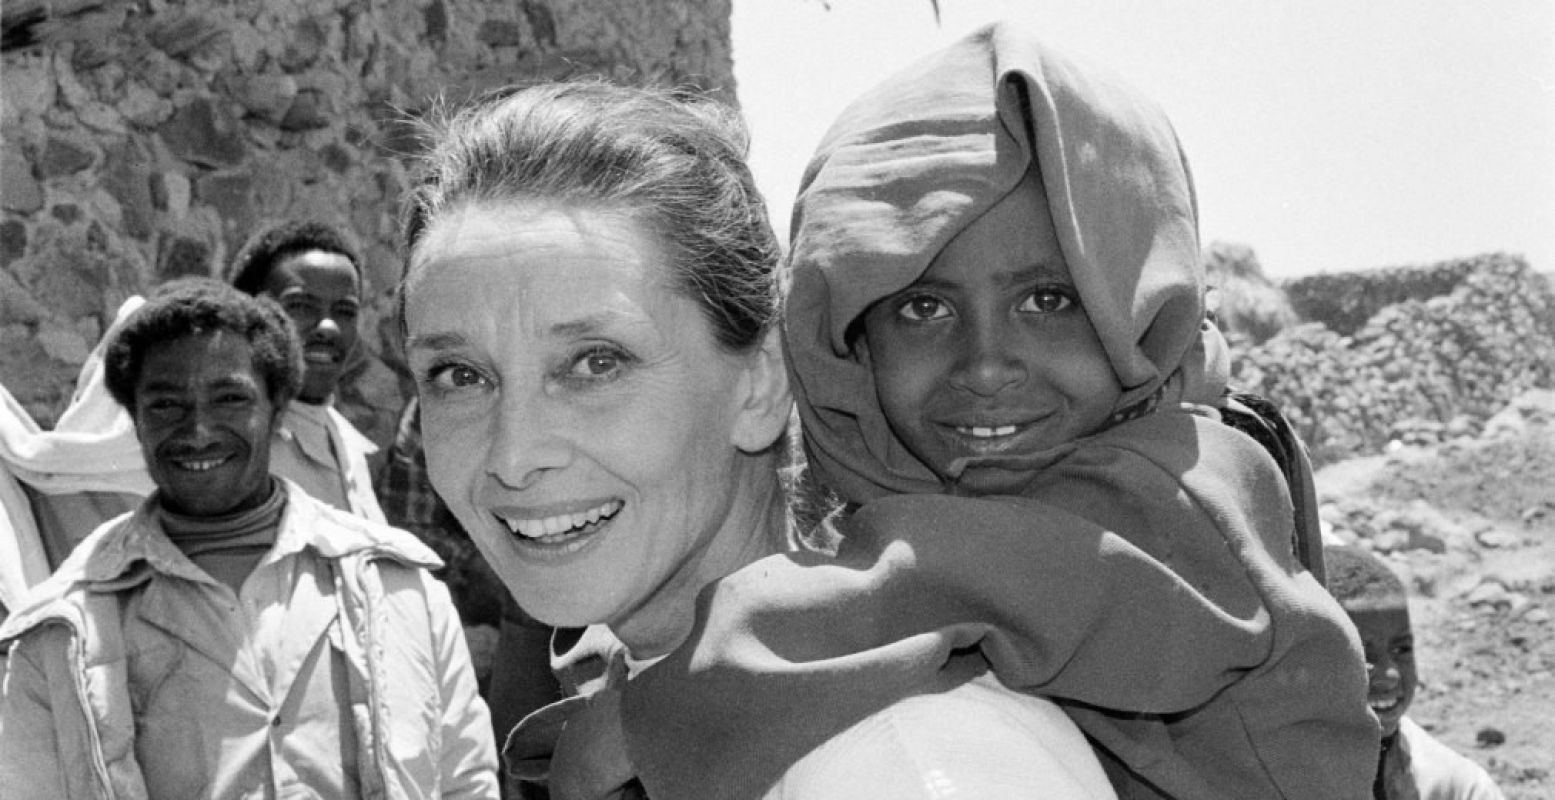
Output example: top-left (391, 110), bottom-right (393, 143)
top-left (397, 82), bottom-right (1113, 798)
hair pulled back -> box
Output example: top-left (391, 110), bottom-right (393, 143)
top-left (401, 81), bottom-right (782, 351)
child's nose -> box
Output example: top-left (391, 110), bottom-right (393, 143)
top-left (1368, 656), bottom-right (1400, 687)
top-left (951, 327), bottom-right (1027, 396)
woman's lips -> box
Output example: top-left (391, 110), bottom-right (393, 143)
top-left (482, 498), bottom-right (626, 557)
top-left (499, 498), bottom-right (625, 539)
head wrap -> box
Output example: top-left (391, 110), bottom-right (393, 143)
top-left (784, 21), bottom-right (1228, 503)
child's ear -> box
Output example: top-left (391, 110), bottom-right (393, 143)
top-left (730, 327), bottom-right (793, 454)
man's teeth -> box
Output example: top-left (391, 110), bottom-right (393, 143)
top-left (959, 425), bottom-right (1018, 438)
top-left (504, 500), bottom-right (624, 539)
top-left (177, 457), bottom-right (226, 472)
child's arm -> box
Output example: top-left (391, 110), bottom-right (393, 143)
top-left (620, 413), bottom-right (1369, 797)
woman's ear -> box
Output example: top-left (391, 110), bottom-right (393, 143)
top-left (731, 327), bottom-right (793, 454)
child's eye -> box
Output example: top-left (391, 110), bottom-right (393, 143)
top-left (565, 346), bottom-right (633, 381)
top-left (1019, 288), bottom-right (1076, 314)
top-left (896, 294), bottom-right (951, 322)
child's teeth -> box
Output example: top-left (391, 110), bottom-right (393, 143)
top-left (964, 425), bottom-right (1018, 438)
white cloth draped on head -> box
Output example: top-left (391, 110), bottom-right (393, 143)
top-left (783, 21), bottom-right (1229, 504)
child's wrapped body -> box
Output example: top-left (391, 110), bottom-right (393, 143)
top-left (622, 22), bottom-right (1379, 800)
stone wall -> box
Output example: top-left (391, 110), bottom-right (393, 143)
top-left (1, 0), bottom-right (734, 448)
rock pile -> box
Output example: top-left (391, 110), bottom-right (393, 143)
top-left (1231, 256), bottom-right (1554, 466)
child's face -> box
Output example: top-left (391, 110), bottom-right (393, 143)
top-left (1346, 601), bottom-right (1416, 737)
top-left (860, 173), bottom-right (1121, 495)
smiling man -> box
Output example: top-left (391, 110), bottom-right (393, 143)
top-left (0, 279), bottom-right (497, 798)
top-left (227, 220), bottom-right (383, 520)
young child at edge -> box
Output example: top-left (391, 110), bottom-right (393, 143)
top-left (1326, 544), bottom-right (1506, 800)
top-left (619, 21), bottom-right (1381, 800)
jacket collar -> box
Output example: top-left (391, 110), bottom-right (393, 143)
top-left (0, 479), bottom-right (439, 641)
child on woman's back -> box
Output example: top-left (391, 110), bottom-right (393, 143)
top-left (1326, 544), bottom-right (1506, 800)
top-left (623, 21), bottom-right (1380, 799)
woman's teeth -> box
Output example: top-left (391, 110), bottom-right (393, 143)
top-left (504, 499), bottom-right (624, 539)
top-left (958, 424), bottom-right (1018, 438)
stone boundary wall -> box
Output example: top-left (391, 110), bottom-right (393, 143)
top-left (1, 0), bottom-right (733, 449)
top-left (1281, 253), bottom-right (1502, 337)
top-left (1231, 256), bottom-right (1555, 466)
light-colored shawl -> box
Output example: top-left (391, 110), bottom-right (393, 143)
top-left (784, 20), bottom-right (1227, 504)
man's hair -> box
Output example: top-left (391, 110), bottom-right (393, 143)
top-left (103, 277), bottom-right (303, 411)
top-left (1324, 544), bottom-right (1408, 610)
top-left (226, 219), bottom-right (365, 296)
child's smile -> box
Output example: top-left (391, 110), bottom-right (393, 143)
top-left (860, 170), bottom-right (1122, 493)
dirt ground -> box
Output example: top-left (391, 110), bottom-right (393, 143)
top-left (1315, 390), bottom-right (1555, 800)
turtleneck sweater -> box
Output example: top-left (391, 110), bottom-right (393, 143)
top-left (157, 479), bottom-right (285, 593)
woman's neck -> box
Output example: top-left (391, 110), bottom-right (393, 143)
top-left (613, 452), bottom-right (790, 659)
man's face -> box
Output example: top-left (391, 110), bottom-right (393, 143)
top-left (133, 331), bottom-right (280, 517)
top-left (260, 249), bottom-right (361, 404)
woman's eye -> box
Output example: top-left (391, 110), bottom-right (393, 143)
top-left (567, 348), bottom-right (627, 379)
top-left (425, 363), bottom-right (489, 392)
top-left (897, 294), bottom-right (950, 322)
top-left (1020, 288), bottom-right (1075, 314)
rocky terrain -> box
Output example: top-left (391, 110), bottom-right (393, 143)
top-left (1318, 389), bottom-right (1555, 799)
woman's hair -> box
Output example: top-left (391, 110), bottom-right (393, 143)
top-left (400, 80), bottom-right (782, 352)
top-left (104, 277), bottom-right (304, 412)
top-left (227, 219), bottom-right (365, 296)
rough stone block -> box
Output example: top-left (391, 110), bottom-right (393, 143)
top-left (101, 139), bottom-right (156, 240)
top-left (155, 230), bottom-right (213, 280)
top-left (39, 135), bottom-right (96, 177)
top-left (159, 97), bottom-right (247, 168)
top-left (50, 204), bottom-right (84, 224)
top-left (1, 150), bottom-right (45, 212)
top-left (117, 81), bottom-right (172, 128)
top-left (233, 73), bottom-right (298, 124)
top-left (150, 171), bottom-right (192, 218)
top-left (478, 20), bottom-right (524, 48)
top-left (278, 16), bottom-right (328, 72)
top-left (194, 169), bottom-right (256, 234)
top-left (0, 221), bottom-right (29, 267)
top-left (0, 269), bottom-right (48, 323)
top-left (35, 322), bottom-right (91, 365)
top-left (279, 89), bottom-right (332, 131)
top-left (1, 53), bottom-right (57, 123)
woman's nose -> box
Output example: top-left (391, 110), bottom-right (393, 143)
top-left (949, 321), bottom-right (1027, 397)
top-left (486, 391), bottom-right (574, 490)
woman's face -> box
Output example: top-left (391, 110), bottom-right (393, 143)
top-left (403, 201), bottom-right (781, 646)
